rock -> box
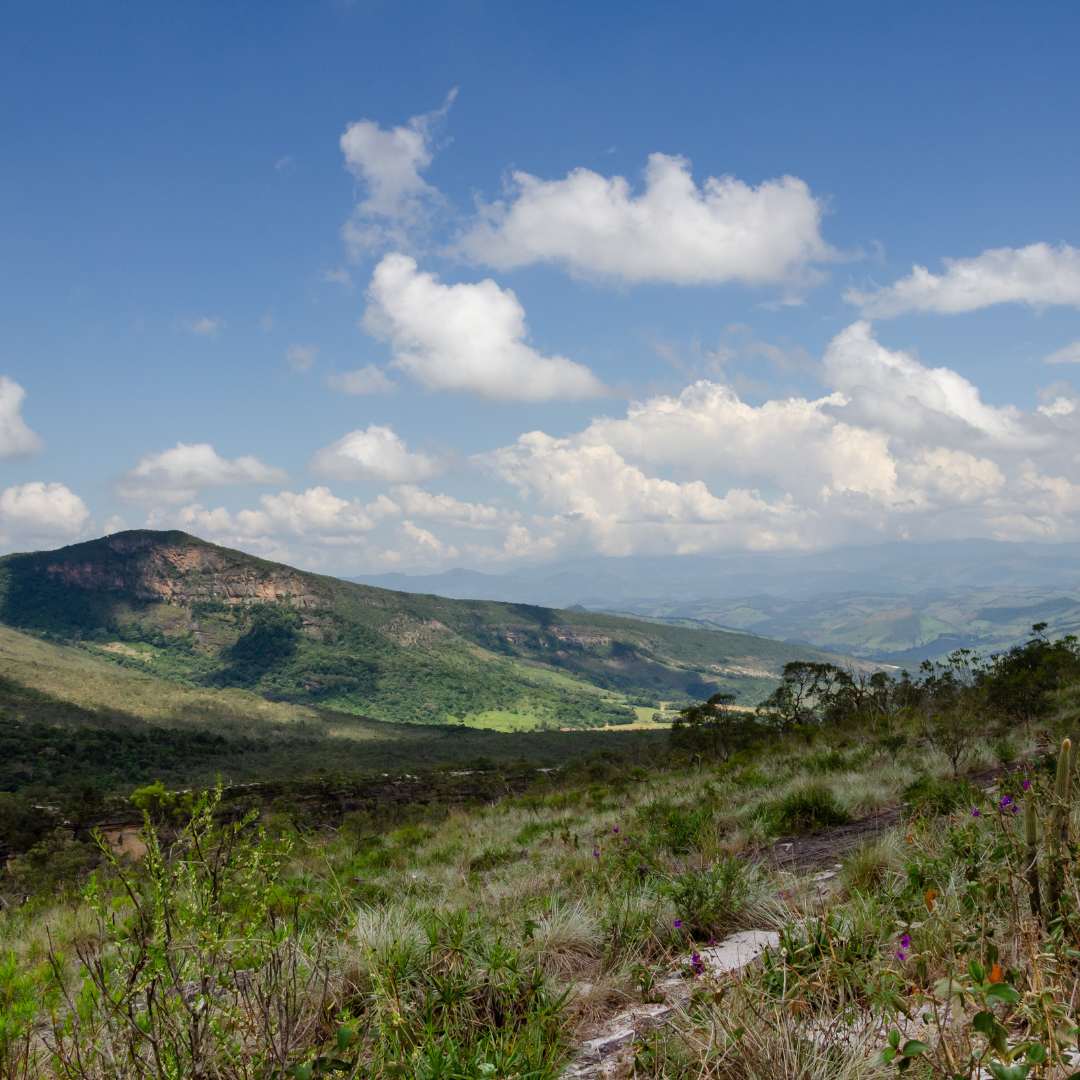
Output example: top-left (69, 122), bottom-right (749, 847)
top-left (561, 929), bottom-right (780, 1077)
top-left (685, 929), bottom-right (780, 977)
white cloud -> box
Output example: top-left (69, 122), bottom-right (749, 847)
top-left (187, 316), bottom-right (224, 337)
top-left (822, 321), bottom-right (1026, 446)
top-left (363, 253), bottom-right (605, 401)
top-left (900, 447), bottom-right (1005, 505)
top-left (286, 344), bottom-right (318, 372)
top-left (488, 431), bottom-right (807, 556)
top-left (0, 481), bottom-right (90, 541)
top-left (847, 243), bottom-right (1080, 317)
top-left (399, 521), bottom-right (459, 561)
top-left (0, 376), bottom-right (42, 457)
top-left (459, 152), bottom-right (833, 286)
top-left (120, 442), bottom-right (286, 503)
top-left (582, 379), bottom-right (899, 501)
top-left (326, 364), bottom-right (395, 396)
top-left (472, 318), bottom-right (1080, 558)
top-left (157, 487), bottom-right (399, 541)
top-left (311, 424), bottom-right (440, 483)
top-left (391, 485), bottom-right (506, 528)
top-left (340, 89), bottom-right (456, 255)
top-left (1044, 340), bottom-right (1080, 365)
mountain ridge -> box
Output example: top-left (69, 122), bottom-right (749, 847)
top-left (0, 530), bottom-right (848, 729)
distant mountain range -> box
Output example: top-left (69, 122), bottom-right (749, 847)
top-left (352, 540), bottom-right (1080, 663)
top-left (0, 531), bottom-right (845, 731)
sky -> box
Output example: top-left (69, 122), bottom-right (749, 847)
top-left (2, 1), bottom-right (1080, 573)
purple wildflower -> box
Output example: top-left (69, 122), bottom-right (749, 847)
top-left (971, 808), bottom-right (981, 817)
top-left (1022, 779), bottom-right (1032, 791)
top-left (896, 949), bottom-right (909, 962)
top-left (690, 951), bottom-right (705, 976)
top-left (612, 826), bottom-right (620, 834)
top-left (592, 848), bottom-right (600, 859)
top-left (673, 918), bottom-right (683, 929)
top-left (999, 795), bottom-right (1014, 811)
top-left (900, 933), bottom-right (911, 949)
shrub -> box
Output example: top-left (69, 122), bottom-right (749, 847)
top-left (664, 857), bottom-right (764, 938)
top-left (903, 774), bottom-right (978, 816)
top-left (761, 783), bottom-right (850, 835)
top-left (635, 799), bottom-right (715, 854)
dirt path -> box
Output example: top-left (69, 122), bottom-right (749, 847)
top-left (759, 762), bottom-right (1013, 872)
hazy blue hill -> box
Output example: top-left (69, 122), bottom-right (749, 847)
top-left (354, 542), bottom-right (1080, 663)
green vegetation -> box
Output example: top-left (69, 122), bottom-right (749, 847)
top-left (4, 625), bottom-right (1080, 1076)
top-left (0, 530), bottom-right (844, 730)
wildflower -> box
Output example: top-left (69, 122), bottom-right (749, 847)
top-left (673, 919), bottom-right (683, 929)
top-left (690, 951), bottom-right (706, 976)
top-left (999, 795), bottom-right (1014, 811)
top-left (1022, 779), bottom-right (1032, 791)
top-left (612, 825), bottom-right (620, 834)
top-left (896, 949), bottom-right (908, 962)
top-left (900, 933), bottom-right (911, 949)
top-left (971, 808), bottom-right (981, 817)
top-left (592, 848), bottom-right (600, 859)
top-left (989, 962), bottom-right (1004, 984)
top-left (924, 888), bottom-right (938, 912)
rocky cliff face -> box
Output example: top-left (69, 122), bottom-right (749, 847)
top-left (39, 531), bottom-right (324, 610)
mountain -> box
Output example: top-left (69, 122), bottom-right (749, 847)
top-left (353, 541), bottom-right (1080, 663)
top-left (0, 531), bottom-right (845, 730)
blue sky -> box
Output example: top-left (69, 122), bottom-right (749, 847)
top-left (2, 1), bottom-right (1080, 571)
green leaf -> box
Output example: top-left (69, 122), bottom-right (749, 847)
top-left (987, 1064), bottom-right (1028, 1080)
top-left (1024, 1044), bottom-right (1046, 1064)
top-left (973, 1011), bottom-right (996, 1036)
top-left (888, 1029), bottom-right (901, 1049)
top-left (901, 1039), bottom-right (930, 1057)
top-left (984, 983), bottom-right (1021, 1006)
top-left (336, 1024), bottom-right (357, 1052)
top-left (880, 1048), bottom-right (897, 1064)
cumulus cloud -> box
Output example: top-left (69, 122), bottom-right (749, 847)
top-left (311, 424), bottom-right (440, 483)
top-left (582, 379), bottom-right (898, 502)
top-left (161, 486), bottom-right (400, 541)
top-left (847, 243), bottom-right (1080, 317)
top-left (0, 481), bottom-right (90, 542)
top-left (459, 153), bottom-right (834, 286)
top-left (286, 344), bottom-right (318, 372)
top-left (472, 319), bottom-right (1080, 558)
top-left (340, 89), bottom-right (456, 255)
top-left (326, 364), bottom-right (395, 396)
top-left (119, 443), bottom-right (286, 504)
top-left (822, 321), bottom-right (1027, 446)
top-left (488, 432), bottom-right (808, 556)
top-left (391, 485), bottom-right (507, 528)
top-left (363, 253), bottom-right (605, 400)
top-left (0, 376), bottom-right (42, 457)
top-left (1044, 341), bottom-right (1080, 365)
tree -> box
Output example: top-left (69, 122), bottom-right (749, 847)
top-left (670, 692), bottom-right (760, 759)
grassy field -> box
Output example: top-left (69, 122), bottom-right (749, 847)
top-left (0, 623), bottom-right (669, 801)
top-left (5, 645), bottom-right (1080, 1077)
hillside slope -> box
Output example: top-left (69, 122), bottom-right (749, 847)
top-left (0, 531), bottom-right (842, 728)
top-left (0, 623), bottom-right (667, 797)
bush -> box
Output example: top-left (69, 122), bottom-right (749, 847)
top-left (635, 799), bottom-right (714, 855)
top-left (903, 774), bottom-right (978, 816)
top-left (760, 783), bottom-right (850, 835)
top-left (664, 858), bottom-right (760, 937)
